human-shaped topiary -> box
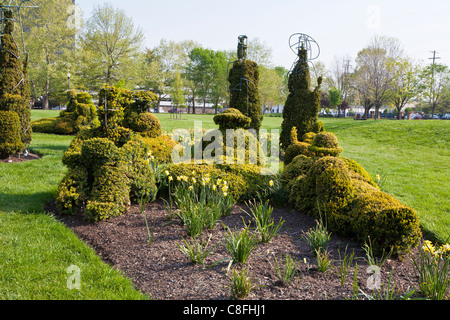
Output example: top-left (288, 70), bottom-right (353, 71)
top-left (228, 51), bottom-right (263, 130)
top-left (280, 45), bottom-right (323, 150)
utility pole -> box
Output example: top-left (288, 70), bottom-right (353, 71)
top-left (429, 50), bottom-right (441, 66)
top-left (428, 51), bottom-right (441, 117)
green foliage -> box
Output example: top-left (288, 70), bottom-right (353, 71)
top-left (308, 131), bottom-right (343, 157)
top-left (224, 225), bottom-right (259, 264)
top-left (282, 139), bottom-right (421, 255)
top-left (301, 218), bottom-right (332, 256)
top-left (56, 132), bottom-right (157, 222)
top-left (142, 134), bottom-right (178, 164)
top-left (349, 191), bottom-right (422, 256)
top-left (228, 60), bottom-right (263, 130)
top-left (269, 253), bottom-right (300, 286)
top-left (176, 234), bottom-right (217, 267)
top-left (127, 112), bottom-right (162, 138)
top-left (0, 11), bottom-right (32, 146)
top-left (213, 108), bottom-right (251, 130)
top-left (0, 110), bottom-right (25, 157)
top-left (280, 46), bottom-right (323, 149)
top-left (227, 267), bottom-right (257, 300)
top-left (244, 199), bottom-right (284, 243)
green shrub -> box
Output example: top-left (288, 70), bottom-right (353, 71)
top-left (55, 167), bottom-right (88, 215)
top-left (142, 134), bottom-right (178, 163)
top-left (58, 133), bottom-right (157, 222)
top-left (282, 154), bottom-right (421, 255)
top-left (348, 191), bottom-right (422, 256)
top-left (308, 131), bottom-right (343, 157)
top-left (54, 119), bottom-right (76, 135)
top-left (0, 110), bottom-right (24, 157)
top-left (31, 117), bottom-right (59, 134)
top-left (213, 108), bottom-right (252, 130)
top-left (86, 164), bottom-right (130, 222)
top-left (127, 112), bottom-right (162, 138)
top-left (284, 141), bottom-right (313, 165)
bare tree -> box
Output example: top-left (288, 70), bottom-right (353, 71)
top-left (355, 36), bottom-right (403, 119)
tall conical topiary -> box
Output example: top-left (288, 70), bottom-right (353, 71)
top-left (280, 46), bottom-right (323, 150)
top-left (228, 51), bottom-right (262, 130)
top-left (0, 9), bottom-right (32, 152)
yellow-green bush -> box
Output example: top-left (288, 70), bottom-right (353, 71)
top-left (0, 110), bottom-right (24, 157)
top-left (308, 131), bottom-right (343, 157)
top-left (213, 108), bottom-right (252, 130)
top-left (348, 191), bottom-right (422, 256)
top-left (284, 141), bottom-right (313, 165)
top-left (127, 112), bottom-right (162, 138)
top-left (31, 117), bottom-right (59, 134)
top-left (282, 154), bottom-right (420, 255)
top-left (142, 134), bottom-right (178, 164)
top-left (57, 133), bottom-right (157, 222)
top-left (85, 164), bottom-right (130, 222)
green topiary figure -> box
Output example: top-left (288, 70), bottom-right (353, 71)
top-left (0, 110), bottom-right (24, 157)
top-left (0, 9), bottom-right (32, 154)
top-left (280, 45), bottom-right (323, 150)
top-left (228, 40), bottom-right (262, 130)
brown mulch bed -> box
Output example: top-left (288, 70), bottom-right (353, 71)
top-left (0, 151), bottom-right (41, 163)
top-left (52, 200), bottom-right (427, 301)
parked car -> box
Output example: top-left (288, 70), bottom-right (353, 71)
top-left (412, 114), bottom-right (422, 120)
top-left (429, 114), bottom-right (439, 119)
top-left (441, 114), bottom-right (450, 120)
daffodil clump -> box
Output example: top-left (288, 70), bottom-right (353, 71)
top-left (164, 170), bottom-right (235, 237)
top-left (422, 240), bottom-right (450, 259)
top-left (412, 239), bottom-right (450, 300)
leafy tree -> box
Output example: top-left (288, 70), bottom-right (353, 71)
top-left (22, 0), bottom-right (77, 109)
top-left (170, 71), bottom-right (185, 119)
top-left (387, 58), bottom-right (419, 120)
top-left (328, 88), bottom-right (342, 115)
top-left (259, 66), bottom-right (283, 114)
top-left (186, 47), bottom-right (226, 114)
top-left (417, 63), bottom-right (450, 117)
top-left (80, 3), bottom-right (144, 90)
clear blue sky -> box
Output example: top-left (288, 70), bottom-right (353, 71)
top-left (75, 0), bottom-right (450, 70)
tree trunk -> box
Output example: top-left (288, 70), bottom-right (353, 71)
top-left (43, 76), bottom-right (50, 110)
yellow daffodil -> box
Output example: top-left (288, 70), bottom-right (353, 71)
top-left (269, 180), bottom-right (274, 187)
top-left (188, 185), bottom-right (194, 190)
top-left (168, 176), bottom-right (173, 181)
top-left (223, 192), bottom-right (228, 197)
top-left (376, 174), bottom-right (381, 181)
top-left (177, 176), bottom-right (182, 181)
top-left (212, 185), bottom-right (217, 191)
top-left (165, 170), bottom-right (170, 176)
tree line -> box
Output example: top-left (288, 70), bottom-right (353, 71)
top-left (22, 1), bottom-right (450, 117)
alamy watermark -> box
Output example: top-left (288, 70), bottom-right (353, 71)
top-left (66, 4), bottom-right (82, 30)
top-left (366, 5), bottom-right (381, 30)
top-left (66, 265), bottom-right (81, 290)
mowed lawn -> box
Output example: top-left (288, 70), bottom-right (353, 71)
top-left (0, 111), bottom-right (448, 299)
